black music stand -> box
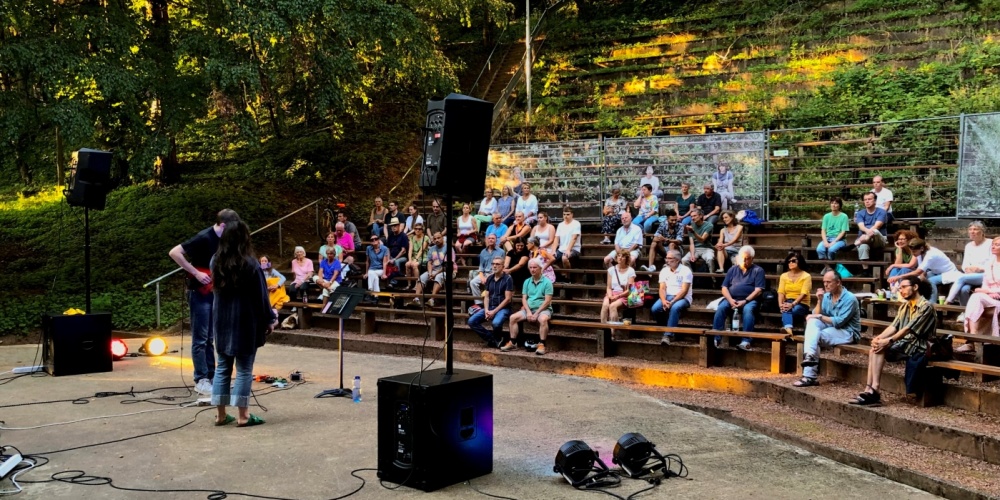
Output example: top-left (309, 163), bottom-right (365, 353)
top-left (315, 286), bottom-right (366, 399)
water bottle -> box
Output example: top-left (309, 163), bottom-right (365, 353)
top-left (732, 308), bottom-right (741, 331)
top-left (352, 376), bottom-right (362, 403)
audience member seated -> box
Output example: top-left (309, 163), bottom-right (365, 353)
top-left (527, 236), bottom-right (557, 283)
top-left (696, 183), bottom-right (723, 226)
top-left (945, 221), bottom-right (992, 306)
top-left (778, 250), bottom-right (812, 336)
top-left (676, 182), bottom-right (698, 227)
top-left (475, 188), bottom-right (497, 227)
top-left (555, 207), bottom-right (582, 270)
top-left (714, 210), bottom-right (743, 273)
top-left (636, 166), bottom-right (663, 198)
top-left (795, 271), bottom-right (861, 387)
top-left (454, 202), bottom-right (480, 265)
top-left (850, 277), bottom-right (936, 406)
top-left (643, 210), bottom-right (683, 272)
top-left (816, 197), bottom-right (849, 260)
top-left (260, 255), bottom-right (288, 313)
top-left (364, 235), bottom-right (390, 298)
top-left (511, 167), bottom-right (526, 196)
top-left (333, 223), bottom-right (356, 266)
top-left (318, 232), bottom-right (343, 264)
top-left (313, 247), bottom-right (342, 307)
top-left (469, 234), bottom-right (506, 306)
top-left (652, 250), bottom-right (693, 345)
top-left (632, 184), bottom-right (660, 234)
top-left (889, 238), bottom-right (955, 305)
top-left (337, 211), bottom-right (363, 250)
top-left (872, 175), bottom-right (893, 214)
top-left (854, 192), bottom-right (888, 265)
top-left (516, 183), bottom-right (539, 225)
top-left (601, 250), bottom-right (635, 324)
top-left (405, 223), bottom-right (430, 290)
top-left (412, 232), bottom-right (452, 307)
top-left (500, 211), bottom-right (531, 252)
top-left (382, 201), bottom-right (403, 240)
top-left (404, 204), bottom-right (424, 237)
top-left (682, 208), bottom-right (716, 273)
top-left (712, 246), bottom-right (765, 350)
top-left (467, 256), bottom-right (514, 348)
top-left (484, 213), bottom-right (508, 243)
top-left (601, 186), bottom-right (629, 244)
top-left (426, 199), bottom-right (446, 237)
top-left (531, 211), bottom-right (557, 254)
top-left (502, 260), bottom-right (554, 356)
top-left (712, 163), bottom-right (735, 211)
top-left (288, 246), bottom-right (314, 300)
top-left (604, 212), bottom-right (643, 268)
top-left (884, 229), bottom-right (918, 281)
top-left (368, 196), bottom-right (387, 238)
top-left (385, 217), bottom-right (409, 272)
top-left (497, 186), bottom-right (516, 226)
top-left (960, 238), bottom-right (1000, 352)
top-left (504, 237), bottom-right (531, 291)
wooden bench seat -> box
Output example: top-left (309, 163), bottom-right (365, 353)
top-left (703, 330), bottom-right (791, 374)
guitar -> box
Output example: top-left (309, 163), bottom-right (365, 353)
top-left (188, 267), bottom-right (214, 295)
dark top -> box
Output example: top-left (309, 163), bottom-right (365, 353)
top-left (181, 227), bottom-right (219, 268)
top-left (212, 258), bottom-right (275, 357)
top-left (384, 210), bottom-right (401, 228)
top-left (676, 194), bottom-right (696, 215)
top-left (485, 273), bottom-right (514, 311)
top-left (506, 248), bottom-right (531, 291)
top-left (722, 264), bottom-right (766, 301)
top-left (426, 213), bottom-right (447, 236)
top-left (386, 231), bottom-right (409, 259)
top-left (855, 208), bottom-right (888, 237)
top-left (696, 193), bottom-right (722, 215)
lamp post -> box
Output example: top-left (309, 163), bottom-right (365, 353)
top-left (525, 0), bottom-right (531, 125)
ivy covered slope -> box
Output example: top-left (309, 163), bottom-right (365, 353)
top-left (504, 0), bottom-right (1000, 141)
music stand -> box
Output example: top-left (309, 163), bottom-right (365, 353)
top-left (315, 286), bottom-right (366, 399)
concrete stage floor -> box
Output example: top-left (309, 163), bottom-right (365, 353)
top-left (0, 337), bottom-right (934, 499)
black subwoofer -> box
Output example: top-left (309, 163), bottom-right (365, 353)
top-left (42, 312), bottom-right (113, 376)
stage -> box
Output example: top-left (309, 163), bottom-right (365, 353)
top-left (0, 338), bottom-right (933, 499)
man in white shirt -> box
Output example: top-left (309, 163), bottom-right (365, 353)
top-left (555, 207), bottom-right (582, 269)
top-left (889, 238), bottom-right (956, 305)
top-left (515, 183), bottom-right (539, 225)
top-left (651, 250), bottom-right (693, 345)
top-left (945, 221), bottom-right (993, 305)
top-left (604, 211), bottom-right (643, 267)
top-left (871, 175), bottom-right (893, 213)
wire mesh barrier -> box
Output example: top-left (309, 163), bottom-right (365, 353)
top-left (487, 112), bottom-right (1000, 221)
top-left (958, 113), bottom-right (1000, 218)
top-left (766, 117), bottom-right (960, 221)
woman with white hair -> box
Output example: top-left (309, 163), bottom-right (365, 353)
top-left (959, 238), bottom-right (1000, 352)
top-left (288, 246), bottom-right (314, 300)
top-left (946, 221), bottom-right (993, 306)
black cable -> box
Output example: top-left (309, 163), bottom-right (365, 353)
top-left (0, 385), bottom-right (199, 409)
top-left (0, 373), bottom-right (30, 386)
top-left (625, 482), bottom-right (657, 500)
top-left (27, 407), bottom-right (213, 456)
top-left (465, 479), bottom-right (519, 500)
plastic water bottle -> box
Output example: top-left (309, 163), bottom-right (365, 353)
top-left (732, 308), bottom-right (741, 331)
top-left (352, 376), bottom-right (362, 403)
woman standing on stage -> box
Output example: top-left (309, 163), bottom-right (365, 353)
top-left (211, 220), bottom-right (276, 427)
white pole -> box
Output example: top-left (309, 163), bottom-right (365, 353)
top-left (525, 0), bottom-right (531, 125)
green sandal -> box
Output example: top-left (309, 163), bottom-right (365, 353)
top-left (237, 414), bottom-right (265, 427)
top-left (215, 415), bottom-right (236, 426)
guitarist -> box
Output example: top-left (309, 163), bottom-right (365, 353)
top-left (169, 209), bottom-right (242, 396)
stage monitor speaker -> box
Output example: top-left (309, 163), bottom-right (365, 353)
top-left (419, 93), bottom-right (492, 200)
top-left (65, 148), bottom-right (112, 210)
top-left (377, 368), bottom-right (493, 492)
top-left (42, 312), bottom-right (113, 377)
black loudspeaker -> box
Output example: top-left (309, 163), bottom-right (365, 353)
top-left (42, 312), bottom-right (113, 376)
top-left (419, 93), bottom-right (493, 200)
top-left (377, 368), bottom-right (493, 491)
top-left (65, 148), bottom-right (112, 210)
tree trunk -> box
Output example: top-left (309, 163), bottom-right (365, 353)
top-left (149, 0), bottom-right (178, 184)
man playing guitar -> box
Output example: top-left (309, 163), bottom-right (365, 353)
top-left (169, 209), bottom-right (241, 395)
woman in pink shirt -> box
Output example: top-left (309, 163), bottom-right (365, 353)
top-left (289, 246), bottom-right (314, 300)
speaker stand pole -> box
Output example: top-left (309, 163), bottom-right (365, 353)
top-left (444, 193), bottom-right (455, 375)
top-left (315, 317), bottom-right (352, 398)
top-left (85, 206), bottom-right (92, 314)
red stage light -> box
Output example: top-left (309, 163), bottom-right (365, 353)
top-left (111, 339), bottom-right (128, 360)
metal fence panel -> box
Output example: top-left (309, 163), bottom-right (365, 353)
top-left (603, 132), bottom-right (767, 214)
top-left (958, 112), bottom-right (1000, 218)
top-left (487, 139), bottom-right (605, 209)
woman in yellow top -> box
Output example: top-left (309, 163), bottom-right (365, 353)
top-left (778, 251), bottom-right (812, 337)
top-left (404, 223), bottom-right (431, 290)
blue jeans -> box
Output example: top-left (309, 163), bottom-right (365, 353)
top-left (947, 273), bottom-right (983, 305)
top-left (633, 214), bottom-right (658, 234)
top-left (211, 351), bottom-right (256, 408)
top-left (816, 237), bottom-right (846, 260)
top-left (926, 272), bottom-right (944, 305)
top-left (802, 318), bottom-right (856, 380)
top-left (189, 290), bottom-right (216, 383)
top-left (713, 299), bottom-right (758, 345)
top-left (679, 216), bottom-right (692, 227)
top-left (467, 308), bottom-right (510, 343)
top-left (887, 267), bottom-right (909, 279)
top-left (372, 222), bottom-right (383, 238)
top-left (651, 296), bottom-right (690, 337)
top-left (781, 301), bottom-right (810, 330)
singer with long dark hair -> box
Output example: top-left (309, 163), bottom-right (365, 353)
top-left (210, 220), bottom-right (276, 427)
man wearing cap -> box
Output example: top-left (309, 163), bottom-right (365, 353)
top-left (385, 216), bottom-right (409, 273)
top-left (364, 233), bottom-right (390, 297)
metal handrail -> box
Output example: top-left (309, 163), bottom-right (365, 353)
top-left (142, 197), bottom-right (327, 328)
top-left (468, 24), bottom-right (512, 98)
